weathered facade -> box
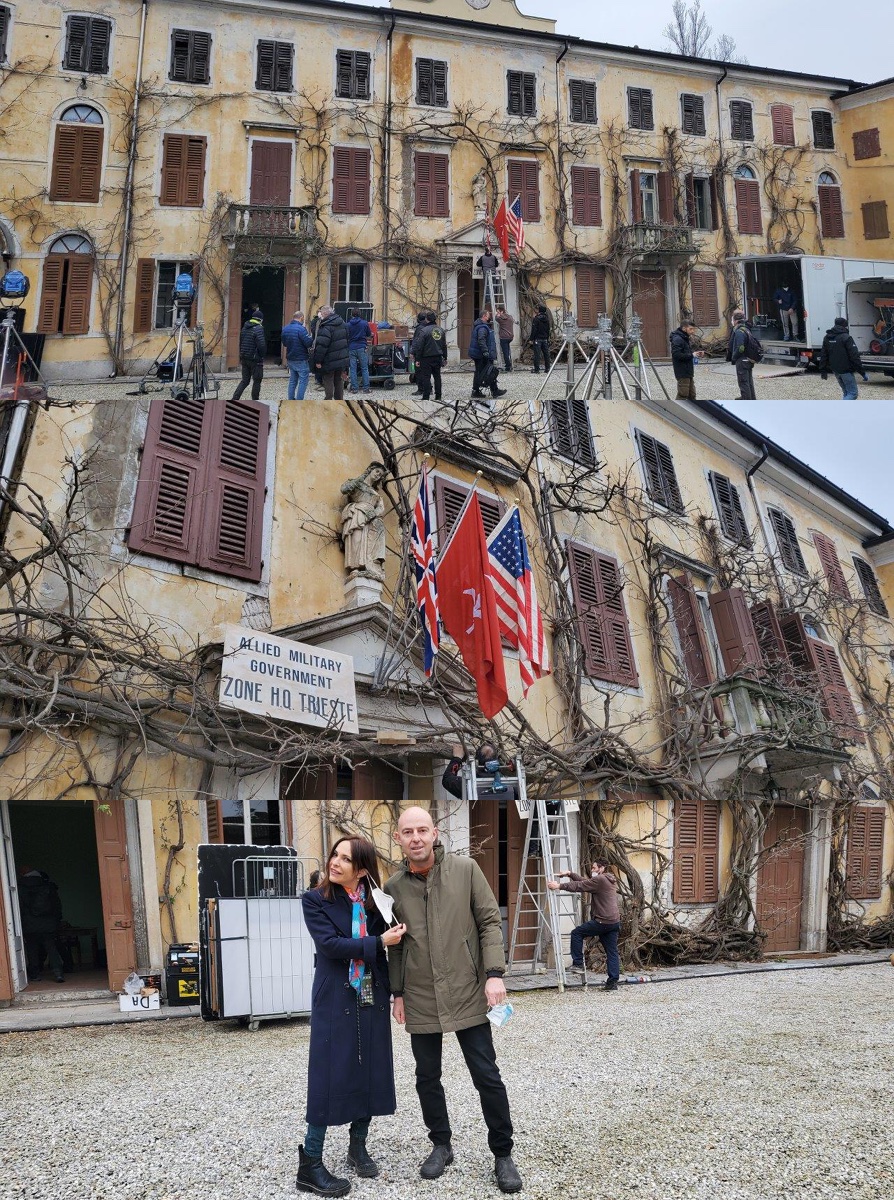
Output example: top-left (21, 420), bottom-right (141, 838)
top-left (1, 0), bottom-right (892, 380)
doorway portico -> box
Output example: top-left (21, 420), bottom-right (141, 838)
top-left (437, 219), bottom-right (517, 364)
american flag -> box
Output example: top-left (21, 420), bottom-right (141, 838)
top-left (486, 507), bottom-right (549, 696)
top-left (411, 465), bottom-right (439, 675)
top-left (507, 195), bottom-right (526, 251)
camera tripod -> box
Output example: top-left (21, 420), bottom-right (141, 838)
top-left (130, 310), bottom-right (219, 401)
top-left (0, 305), bottom-right (50, 515)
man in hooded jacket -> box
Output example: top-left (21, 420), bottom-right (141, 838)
top-left (231, 307), bottom-right (266, 402)
top-left (817, 317), bottom-right (869, 400)
top-left (313, 306), bottom-right (350, 400)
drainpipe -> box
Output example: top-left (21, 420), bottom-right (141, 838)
top-left (713, 66), bottom-right (731, 320)
top-left (554, 41), bottom-right (569, 311)
top-left (381, 13), bottom-right (396, 320)
top-left (112, 0), bottom-right (149, 374)
top-left (745, 442), bottom-right (783, 587)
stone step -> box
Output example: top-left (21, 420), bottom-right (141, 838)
top-left (15, 987), bottom-right (114, 1006)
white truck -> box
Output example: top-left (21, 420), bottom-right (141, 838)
top-left (731, 253), bottom-right (894, 377)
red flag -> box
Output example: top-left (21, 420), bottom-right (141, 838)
top-left (437, 493), bottom-right (508, 719)
top-left (492, 199), bottom-right (510, 263)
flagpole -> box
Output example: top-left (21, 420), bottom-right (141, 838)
top-left (439, 470), bottom-right (483, 559)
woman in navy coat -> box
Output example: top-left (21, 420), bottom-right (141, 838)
top-left (298, 836), bottom-right (406, 1197)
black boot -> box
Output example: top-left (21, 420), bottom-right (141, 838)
top-left (495, 1155), bottom-right (523, 1193)
top-left (296, 1146), bottom-right (351, 1197)
top-left (420, 1143), bottom-right (454, 1179)
top-left (347, 1138), bottom-right (379, 1178)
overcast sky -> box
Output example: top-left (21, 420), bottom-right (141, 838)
top-left (721, 401), bottom-right (894, 524)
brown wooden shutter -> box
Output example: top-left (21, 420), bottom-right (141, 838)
top-left (128, 392), bottom-right (209, 562)
top-left (332, 148), bottom-right (370, 215)
top-left (250, 140), bottom-right (292, 206)
top-left (200, 397), bottom-right (269, 581)
top-left (133, 258), bottom-right (155, 333)
top-left (336, 48), bottom-right (354, 97)
top-left (684, 173), bottom-right (696, 227)
top-left (206, 795), bottom-right (224, 844)
top-left (414, 152), bottom-right (448, 217)
top-left (673, 797), bottom-right (719, 903)
top-left (771, 104), bottom-right (795, 146)
top-left (332, 147), bottom-right (351, 213)
top-left (571, 167), bottom-right (602, 227)
top-left (852, 557), bottom-right (888, 617)
top-left (657, 172), bottom-right (674, 223)
top-left (768, 508), bottom-right (806, 574)
top-left (414, 152), bottom-right (431, 215)
top-left (668, 576), bottom-right (713, 687)
top-left (63, 257), bottom-right (93, 334)
top-left (681, 94), bottom-right (705, 136)
top-left (636, 430), bottom-right (683, 512)
top-left (708, 471), bottom-right (750, 545)
top-left (37, 256), bottom-right (65, 333)
top-left (812, 531), bottom-right (849, 598)
top-left (50, 125), bottom-right (102, 203)
top-left (630, 169), bottom-right (643, 223)
top-left (749, 601), bottom-right (787, 667)
top-left (431, 154), bottom-right (449, 217)
top-left (183, 137), bottom-right (206, 206)
top-left (575, 264), bottom-right (606, 328)
top-left (861, 201), bottom-right (889, 240)
top-left (567, 543), bottom-right (638, 687)
top-left (852, 128), bottom-right (881, 160)
top-left (690, 270), bottom-right (720, 326)
top-left (351, 148), bottom-right (371, 215)
top-left (735, 178), bottom-right (762, 235)
top-left (508, 160), bottom-right (539, 222)
top-left (811, 111), bottom-right (834, 149)
top-left (708, 171), bottom-right (720, 230)
top-left (416, 58), bottom-right (433, 105)
top-left (846, 806), bottom-right (885, 899)
top-left (818, 185), bottom-right (844, 239)
top-left (865, 808), bottom-right (885, 897)
top-left (777, 611), bottom-right (863, 740)
top-left (549, 372), bottom-right (596, 466)
top-left (708, 588), bottom-right (763, 676)
top-left (87, 18), bottom-right (111, 74)
top-left (161, 135), bottom-right (184, 205)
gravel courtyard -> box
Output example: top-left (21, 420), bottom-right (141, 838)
top-left (1, 964), bottom-right (891, 1200)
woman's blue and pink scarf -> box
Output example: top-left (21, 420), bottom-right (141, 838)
top-left (347, 882), bottom-right (367, 995)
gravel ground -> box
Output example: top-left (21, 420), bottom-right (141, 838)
top-left (1, 964), bottom-right (891, 1200)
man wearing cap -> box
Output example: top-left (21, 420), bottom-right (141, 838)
top-left (817, 317), bottom-right (869, 400)
top-left (231, 306), bottom-right (266, 402)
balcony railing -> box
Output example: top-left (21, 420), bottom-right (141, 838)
top-left (226, 204), bottom-right (320, 241)
top-left (620, 223), bottom-right (695, 257)
top-left (695, 676), bottom-right (834, 749)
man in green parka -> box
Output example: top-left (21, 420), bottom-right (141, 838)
top-left (385, 807), bottom-right (523, 1194)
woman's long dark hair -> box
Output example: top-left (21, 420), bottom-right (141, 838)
top-left (319, 836), bottom-right (383, 908)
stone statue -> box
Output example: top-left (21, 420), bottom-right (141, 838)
top-left (340, 462), bottom-right (387, 582)
top-left (471, 169), bottom-right (488, 213)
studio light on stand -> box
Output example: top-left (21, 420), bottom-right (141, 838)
top-left (131, 271), bottom-right (218, 403)
top-left (0, 269), bottom-right (50, 523)
top-left (0, 269), bottom-right (32, 391)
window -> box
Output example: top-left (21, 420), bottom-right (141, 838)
top-left (817, 172), bottom-right (844, 239)
top-left (414, 152), bottom-right (449, 218)
top-left (846, 805), bottom-right (885, 899)
top-left (778, 610), bottom-right (864, 741)
top-left (335, 49), bottom-right (370, 100)
top-left (127, 391), bottom-right (268, 581)
top-left (216, 787), bottom-right (282, 846)
top-left (852, 128), bottom-right (881, 160)
top-left (862, 201), bottom-right (890, 241)
top-left (681, 93), bottom-right (706, 136)
top-left (507, 159), bottom-right (539, 222)
top-left (332, 146), bottom-right (371, 215)
top-left (708, 587), bottom-right (764, 675)
top-left (811, 110), bottom-right (834, 150)
top-left (627, 87), bottom-right (654, 130)
top-left (575, 263), bottom-right (606, 330)
top-left (566, 543), bottom-right (638, 687)
top-left (852, 557), bottom-right (888, 617)
top-left (729, 100), bottom-right (754, 141)
top-left (256, 40), bottom-right (293, 92)
top-left (690, 270), bottom-right (720, 326)
top-left (0, 6), bottom-right (9, 62)
top-left (37, 234), bottom-right (94, 336)
top-left (49, 105), bottom-right (104, 203)
top-left (768, 508), bottom-right (806, 574)
top-left (770, 103), bottom-right (795, 146)
top-left (708, 471), bottom-right (750, 545)
top-left (636, 171), bottom-right (658, 223)
top-left (635, 430), bottom-right (684, 513)
top-left (812, 531), bottom-right (849, 598)
top-left (734, 164), bottom-right (762, 235)
top-left (169, 29), bottom-right (211, 84)
top-left (416, 58), bottom-right (447, 107)
top-left (433, 477), bottom-right (502, 550)
top-left (569, 79), bottom-right (597, 124)
top-left (63, 15), bottom-right (111, 74)
top-left (337, 263), bottom-right (367, 303)
top-left (160, 134), bottom-right (206, 207)
top-left (673, 798), bottom-right (719, 903)
top-left (685, 174), bottom-right (716, 231)
top-left (150, 261), bottom-right (195, 330)
top-left (570, 166), bottom-right (601, 226)
top-left (507, 70), bottom-right (536, 117)
top-left (668, 575), bottom-right (714, 687)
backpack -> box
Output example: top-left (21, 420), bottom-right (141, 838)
top-left (742, 327), bottom-right (764, 363)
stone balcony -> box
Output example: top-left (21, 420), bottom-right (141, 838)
top-left (619, 222), bottom-right (696, 260)
top-left (225, 205), bottom-right (321, 256)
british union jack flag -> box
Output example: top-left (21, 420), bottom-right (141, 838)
top-left (411, 465), bottom-right (440, 675)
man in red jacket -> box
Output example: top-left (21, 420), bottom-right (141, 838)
top-left (547, 859), bottom-right (621, 990)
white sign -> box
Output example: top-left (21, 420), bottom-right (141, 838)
top-left (218, 625), bottom-right (359, 734)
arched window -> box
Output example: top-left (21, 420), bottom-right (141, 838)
top-left (37, 233), bottom-right (94, 336)
top-left (734, 165), bottom-right (761, 235)
top-left (818, 171), bottom-right (844, 238)
top-left (50, 104), bottom-right (104, 203)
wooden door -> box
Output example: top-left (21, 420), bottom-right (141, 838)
top-left (226, 263), bottom-right (244, 369)
top-left (249, 141), bottom-right (292, 206)
top-left (0, 799), bottom-right (26, 997)
top-left (631, 270), bottom-right (668, 360)
top-left (756, 807), bottom-right (807, 953)
top-left (470, 797), bottom-right (499, 903)
top-left (457, 269), bottom-right (474, 360)
top-left (93, 799), bottom-right (137, 990)
top-left (507, 801), bottom-right (539, 961)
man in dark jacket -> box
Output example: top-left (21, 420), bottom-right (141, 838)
top-left (346, 308), bottom-right (372, 394)
top-left (468, 309), bottom-right (506, 402)
top-left (19, 867), bottom-right (64, 982)
top-left (313, 307), bottom-right (350, 400)
top-left (410, 311), bottom-right (448, 402)
top-left (669, 320), bottom-right (705, 400)
top-left (817, 317), bottom-right (869, 400)
top-left (773, 284), bottom-right (799, 341)
top-left (726, 309), bottom-right (758, 400)
top-left (280, 310), bottom-right (313, 401)
top-left (231, 307), bottom-right (266, 402)
top-left (386, 808), bottom-right (523, 1195)
top-left (547, 859), bottom-right (621, 991)
top-left (529, 305), bottom-right (551, 373)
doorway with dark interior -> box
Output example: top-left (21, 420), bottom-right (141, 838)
top-left (241, 266), bottom-right (285, 361)
top-left (7, 801), bottom-right (108, 995)
top-left (457, 268), bottom-right (484, 360)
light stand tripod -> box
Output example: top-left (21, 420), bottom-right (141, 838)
top-left (0, 297), bottom-right (50, 516)
top-left (616, 314), bottom-right (673, 402)
top-left (131, 305), bottom-right (218, 401)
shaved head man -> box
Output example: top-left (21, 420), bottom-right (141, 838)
top-left (384, 808), bottom-right (522, 1193)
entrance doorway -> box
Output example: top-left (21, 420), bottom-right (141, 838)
top-left (631, 270), bottom-right (669, 359)
top-left (457, 269), bottom-right (483, 360)
top-left (226, 264), bottom-right (300, 369)
top-left (756, 806), bottom-right (807, 952)
top-left (470, 795), bottom-right (536, 957)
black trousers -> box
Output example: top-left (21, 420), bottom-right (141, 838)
top-left (410, 1022), bottom-right (513, 1157)
top-left (736, 358), bottom-right (756, 400)
top-left (472, 358), bottom-right (499, 397)
top-left (415, 358), bottom-right (443, 400)
top-left (232, 358), bottom-right (263, 402)
top-left (499, 338), bottom-right (513, 370)
top-left (532, 338), bottom-right (550, 371)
